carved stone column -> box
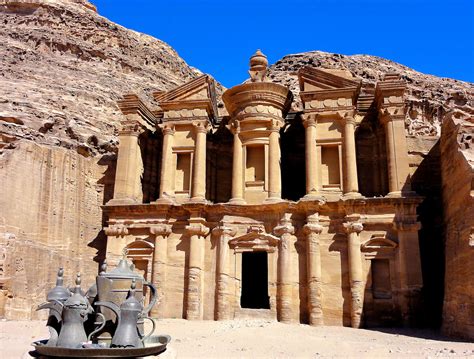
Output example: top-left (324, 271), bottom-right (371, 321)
top-left (112, 117), bottom-right (144, 204)
top-left (274, 214), bottom-right (295, 323)
top-left (342, 113), bottom-right (360, 197)
top-left (395, 221), bottom-right (422, 326)
top-left (230, 122), bottom-right (245, 204)
top-left (158, 124), bottom-right (175, 202)
top-left (303, 114), bottom-right (319, 198)
top-left (191, 122), bottom-right (208, 202)
top-left (303, 214), bottom-right (324, 326)
top-left (213, 225), bottom-right (236, 320)
top-left (343, 220), bottom-right (364, 328)
top-left (381, 109), bottom-right (411, 196)
top-left (149, 223), bottom-right (172, 318)
top-left (185, 218), bottom-right (209, 320)
top-left (267, 121), bottom-right (282, 201)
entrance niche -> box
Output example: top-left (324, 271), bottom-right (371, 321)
top-left (241, 251), bottom-right (270, 309)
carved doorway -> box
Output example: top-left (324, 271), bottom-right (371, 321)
top-left (241, 251), bottom-right (270, 309)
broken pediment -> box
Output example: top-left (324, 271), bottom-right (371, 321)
top-left (298, 67), bottom-right (361, 92)
top-left (361, 235), bottom-right (398, 251)
top-left (153, 75), bottom-right (218, 120)
top-left (229, 228), bottom-right (280, 252)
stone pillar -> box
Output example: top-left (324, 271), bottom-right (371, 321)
top-left (213, 225), bottom-right (236, 320)
top-left (150, 223), bottom-right (172, 318)
top-left (267, 121), bottom-right (282, 201)
top-left (158, 124), bottom-right (175, 202)
top-left (303, 114), bottom-right (319, 198)
top-left (342, 114), bottom-right (360, 197)
top-left (395, 221), bottom-right (422, 326)
top-left (230, 122), bottom-right (245, 204)
top-left (191, 122), bottom-right (207, 202)
top-left (381, 110), bottom-right (412, 196)
top-left (303, 214), bottom-right (324, 326)
top-left (274, 214), bottom-right (295, 323)
top-left (343, 220), bottom-right (364, 328)
top-left (111, 118), bottom-right (144, 204)
top-left (185, 219), bottom-right (209, 320)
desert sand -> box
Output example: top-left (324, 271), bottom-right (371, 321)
top-left (1, 318), bottom-right (473, 358)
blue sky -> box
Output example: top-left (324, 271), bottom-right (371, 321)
top-left (92, 0), bottom-right (473, 88)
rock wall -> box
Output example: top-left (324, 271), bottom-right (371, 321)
top-left (441, 111), bottom-right (474, 339)
top-left (0, 0), bottom-right (202, 319)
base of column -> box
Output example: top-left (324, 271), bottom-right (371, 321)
top-left (386, 191), bottom-right (402, 198)
top-left (264, 196), bottom-right (283, 204)
top-left (228, 197), bottom-right (246, 205)
top-left (301, 193), bottom-right (325, 201)
top-left (343, 192), bottom-right (362, 199)
top-left (107, 198), bottom-right (138, 205)
top-left (189, 197), bottom-right (207, 204)
top-left (153, 197), bottom-right (175, 204)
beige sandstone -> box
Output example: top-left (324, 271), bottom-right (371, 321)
top-left (0, 0), bottom-right (472, 342)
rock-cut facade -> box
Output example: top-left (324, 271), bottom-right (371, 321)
top-left (103, 50), bottom-right (424, 327)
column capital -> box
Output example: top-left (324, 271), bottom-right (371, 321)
top-left (343, 221), bottom-right (363, 234)
top-left (302, 113), bottom-right (317, 128)
top-left (161, 123), bottom-right (175, 136)
top-left (394, 221), bottom-right (421, 232)
top-left (379, 107), bottom-right (405, 124)
top-left (186, 222), bottom-right (209, 237)
top-left (269, 119), bottom-right (283, 132)
top-left (104, 224), bottom-right (129, 237)
top-left (337, 110), bottom-right (356, 124)
top-left (192, 120), bottom-right (209, 134)
top-left (303, 222), bottom-right (323, 235)
top-left (212, 225), bottom-right (236, 237)
top-left (150, 224), bottom-right (172, 236)
top-left (274, 215), bottom-right (295, 237)
top-left (119, 118), bottom-right (146, 136)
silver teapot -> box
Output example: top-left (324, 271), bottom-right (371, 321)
top-left (96, 279), bottom-right (155, 348)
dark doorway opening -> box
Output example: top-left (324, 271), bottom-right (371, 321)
top-left (241, 252), bottom-right (270, 309)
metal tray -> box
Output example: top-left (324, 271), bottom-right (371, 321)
top-left (31, 334), bottom-right (171, 358)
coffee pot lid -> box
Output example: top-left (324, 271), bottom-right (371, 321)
top-left (120, 279), bottom-right (142, 312)
top-left (99, 249), bottom-right (143, 281)
top-left (64, 273), bottom-right (89, 308)
top-left (46, 267), bottom-right (71, 302)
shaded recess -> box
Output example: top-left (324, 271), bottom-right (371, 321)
top-left (411, 140), bottom-right (445, 328)
top-left (281, 113), bottom-right (306, 201)
top-left (139, 130), bottom-right (162, 203)
top-left (206, 119), bottom-right (233, 203)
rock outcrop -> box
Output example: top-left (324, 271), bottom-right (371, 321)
top-left (0, 0), bottom-right (202, 318)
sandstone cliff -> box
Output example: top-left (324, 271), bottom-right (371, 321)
top-left (0, 0), bottom-right (472, 338)
top-left (0, 0), bottom-right (202, 318)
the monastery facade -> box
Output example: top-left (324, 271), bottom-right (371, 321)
top-left (103, 51), bottom-right (423, 327)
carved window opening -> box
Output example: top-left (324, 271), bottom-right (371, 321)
top-left (371, 259), bottom-right (392, 299)
top-left (175, 152), bottom-right (191, 193)
top-left (321, 145), bottom-right (341, 188)
top-left (241, 251), bottom-right (270, 309)
top-left (245, 146), bottom-right (265, 184)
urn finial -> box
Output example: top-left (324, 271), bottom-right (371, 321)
top-left (249, 49), bottom-right (268, 82)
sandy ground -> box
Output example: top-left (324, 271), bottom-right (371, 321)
top-left (0, 318), bottom-right (473, 358)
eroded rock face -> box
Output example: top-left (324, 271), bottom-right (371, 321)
top-left (0, 0), bottom-right (202, 318)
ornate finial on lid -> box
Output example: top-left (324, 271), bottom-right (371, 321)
top-left (249, 49), bottom-right (268, 83)
top-left (100, 260), bottom-right (107, 274)
top-left (130, 278), bottom-right (136, 291)
top-left (74, 272), bottom-right (81, 293)
top-left (56, 267), bottom-right (64, 286)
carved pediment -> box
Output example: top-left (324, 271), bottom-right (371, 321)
top-left (361, 235), bottom-right (397, 251)
top-left (298, 67), bottom-right (361, 92)
top-left (229, 229), bottom-right (280, 252)
top-left (153, 75), bottom-right (217, 120)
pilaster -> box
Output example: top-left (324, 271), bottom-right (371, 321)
top-left (185, 217), bottom-right (209, 320)
top-left (274, 213), bottom-right (295, 323)
top-left (303, 114), bottom-right (319, 198)
top-left (229, 121), bottom-right (245, 204)
top-left (157, 124), bottom-right (175, 203)
top-left (303, 213), bottom-right (324, 326)
top-left (191, 121), bottom-right (209, 203)
top-left (343, 219), bottom-right (364, 328)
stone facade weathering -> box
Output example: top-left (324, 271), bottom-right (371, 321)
top-left (103, 51), bottom-right (424, 328)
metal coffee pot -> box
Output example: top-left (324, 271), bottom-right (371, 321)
top-left (36, 268), bottom-right (71, 346)
top-left (54, 273), bottom-right (104, 348)
top-left (89, 253), bottom-right (157, 343)
top-left (96, 279), bottom-right (155, 348)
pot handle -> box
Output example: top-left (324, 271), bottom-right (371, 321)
top-left (140, 316), bottom-right (156, 344)
top-left (87, 312), bottom-right (106, 341)
top-left (143, 281), bottom-right (157, 316)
